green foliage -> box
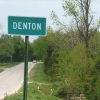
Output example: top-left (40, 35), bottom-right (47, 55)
top-left (12, 36), bottom-right (24, 62)
top-left (57, 43), bottom-right (95, 93)
top-left (30, 63), bottom-right (51, 83)
top-left (44, 32), bottom-right (69, 78)
top-left (63, 0), bottom-right (78, 16)
top-left (89, 32), bottom-right (100, 57)
top-left (33, 37), bottom-right (49, 60)
top-left (33, 28), bottom-right (100, 99)
top-left (84, 32), bottom-right (100, 100)
top-left (0, 35), bottom-right (33, 62)
top-left (0, 35), bottom-right (14, 62)
top-left (49, 0), bottom-right (100, 98)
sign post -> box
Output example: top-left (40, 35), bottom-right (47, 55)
top-left (8, 16), bottom-right (46, 100)
top-left (24, 36), bottom-right (29, 100)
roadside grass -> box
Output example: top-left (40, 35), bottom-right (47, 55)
top-left (0, 62), bottom-right (19, 72)
top-left (4, 63), bottom-right (62, 100)
top-left (29, 62), bottom-right (51, 83)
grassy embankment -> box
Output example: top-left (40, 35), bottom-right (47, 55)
top-left (4, 63), bottom-right (62, 100)
top-left (0, 62), bottom-right (19, 72)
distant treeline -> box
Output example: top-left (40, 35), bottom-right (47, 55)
top-left (0, 35), bottom-right (33, 62)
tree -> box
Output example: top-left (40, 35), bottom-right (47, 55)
top-left (32, 26), bottom-right (100, 99)
top-left (56, 42), bottom-right (96, 95)
top-left (51, 0), bottom-right (100, 48)
top-left (0, 35), bottom-right (14, 62)
top-left (32, 37), bottom-right (49, 60)
top-left (50, 1), bottom-right (100, 99)
top-left (12, 36), bottom-right (24, 62)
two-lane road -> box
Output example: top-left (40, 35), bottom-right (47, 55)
top-left (0, 62), bottom-right (35, 100)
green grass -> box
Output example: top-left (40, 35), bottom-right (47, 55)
top-left (4, 63), bottom-right (62, 100)
top-left (0, 62), bottom-right (19, 72)
top-left (29, 62), bottom-right (51, 83)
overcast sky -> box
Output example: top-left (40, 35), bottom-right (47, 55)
top-left (0, 0), bottom-right (100, 40)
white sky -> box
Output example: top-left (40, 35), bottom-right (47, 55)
top-left (0, 0), bottom-right (100, 41)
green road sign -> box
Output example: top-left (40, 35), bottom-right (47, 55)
top-left (8, 16), bottom-right (46, 36)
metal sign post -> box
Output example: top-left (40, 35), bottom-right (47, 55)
top-left (23, 36), bottom-right (29, 100)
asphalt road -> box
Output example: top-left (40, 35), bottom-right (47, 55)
top-left (0, 62), bottom-right (36, 100)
